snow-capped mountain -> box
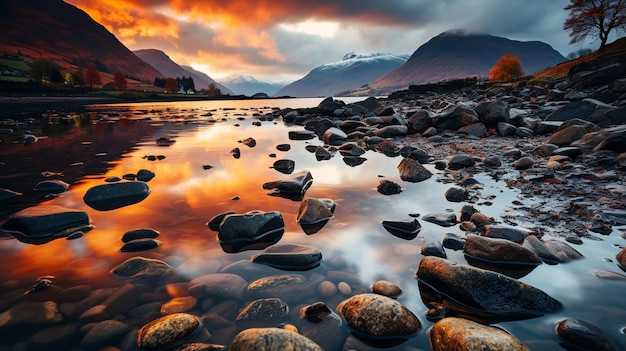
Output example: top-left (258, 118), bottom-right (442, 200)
top-left (219, 75), bottom-right (287, 96)
top-left (274, 52), bottom-right (409, 97)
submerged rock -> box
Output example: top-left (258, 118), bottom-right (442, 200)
top-left (430, 317), bottom-right (530, 351)
top-left (251, 244), bottom-right (322, 271)
top-left (1, 205), bottom-right (92, 243)
top-left (415, 257), bottom-right (561, 321)
top-left (33, 180), bottom-right (69, 194)
top-left (188, 273), bottom-right (247, 300)
top-left (556, 318), bottom-right (619, 351)
top-left (337, 293), bottom-right (421, 338)
top-left (217, 211), bottom-right (285, 253)
top-left (83, 181), bottom-right (150, 211)
top-left (110, 256), bottom-right (174, 281)
top-left (247, 274), bottom-right (317, 303)
top-left (235, 298), bottom-right (288, 326)
top-left (81, 320), bottom-right (130, 349)
top-left (229, 328), bottom-right (322, 351)
top-left (138, 313), bottom-right (201, 350)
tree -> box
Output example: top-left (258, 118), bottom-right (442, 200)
top-left (30, 58), bottom-right (63, 84)
top-left (84, 68), bottom-right (102, 88)
top-left (563, 0), bottom-right (626, 51)
top-left (113, 71), bottom-right (127, 90)
top-left (164, 77), bottom-right (179, 93)
top-left (489, 54), bottom-right (523, 81)
top-left (207, 83), bottom-right (222, 97)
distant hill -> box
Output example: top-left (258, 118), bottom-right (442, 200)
top-left (275, 52), bottom-right (409, 97)
top-left (0, 0), bottom-right (163, 83)
top-left (134, 49), bottom-right (233, 94)
top-left (220, 75), bottom-right (286, 96)
top-left (369, 30), bottom-right (565, 93)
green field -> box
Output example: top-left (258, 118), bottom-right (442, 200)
top-left (0, 57), bottom-right (30, 71)
top-left (0, 75), bottom-right (30, 82)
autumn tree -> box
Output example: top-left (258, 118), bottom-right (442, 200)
top-left (113, 71), bottom-right (127, 90)
top-left (207, 83), bottom-right (222, 97)
top-left (164, 77), bottom-right (179, 93)
top-left (30, 58), bottom-right (64, 84)
top-left (489, 54), bottom-right (523, 81)
top-left (84, 68), bottom-right (102, 88)
top-left (564, 0), bottom-right (626, 51)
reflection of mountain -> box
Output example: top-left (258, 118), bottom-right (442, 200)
top-left (134, 49), bottom-right (233, 94)
top-left (220, 75), bottom-right (287, 96)
top-left (275, 52), bottom-right (409, 97)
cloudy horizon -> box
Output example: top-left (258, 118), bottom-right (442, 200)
top-left (66, 0), bottom-right (620, 83)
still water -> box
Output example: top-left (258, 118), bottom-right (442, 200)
top-left (0, 98), bottom-right (624, 350)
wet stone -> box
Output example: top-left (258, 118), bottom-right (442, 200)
top-left (188, 273), bottom-right (247, 300)
top-left (242, 137), bottom-right (256, 147)
top-left (230, 148), bottom-right (241, 159)
top-left (271, 159), bottom-right (295, 174)
top-left (397, 158), bottom-right (432, 182)
top-left (371, 280), bottom-right (402, 298)
top-left (206, 211), bottom-right (236, 231)
top-left (419, 237), bottom-right (447, 258)
top-left (464, 235), bottom-right (541, 265)
top-left (337, 293), bottom-right (421, 338)
top-left (422, 212), bottom-right (457, 227)
top-left (543, 239), bottom-right (584, 263)
top-left (247, 274), bottom-right (317, 303)
top-left (0, 301), bottom-right (63, 330)
top-left (448, 155), bottom-right (475, 170)
top-left (512, 157), bottom-right (535, 170)
top-left (556, 318), bottom-right (619, 351)
top-left (1, 205), bottom-right (92, 242)
top-left (83, 181), bottom-right (151, 211)
top-left (444, 187), bottom-right (468, 202)
top-left (136, 169), bottom-right (156, 182)
top-left (229, 328), bottom-right (322, 351)
top-left (251, 243), bottom-right (322, 271)
top-left (381, 218), bottom-right (422, 240)
top-left (323, 127), bottom-right (348, 146)
top-left (0, 188), bottom-right (22, 201)
top-left (33, 179), bottom-right (69, 194)
top-left (377, 179), bottom-right (402, 195)
top-left (161, 296), bottom-right (198, 315)
top-left (121, 228), bottom-right (160, 242)
top-left (300, 301), bottom-right (332, 322)
top-left (81, 320), bottom-right (130, 350)
top-left (430, 317), bottom-right (530, 351)
top-left (482, 225), bottom-right (530, 244)
top-left (443, 233), bottom-right (466, 251)
top-left (235, 298), bottom-right (288, 326)
top-left (276, 143), bottom-right (291, 151)
top-left (138, 313), bottom-right (201, 350)
top-left (483, 156), bottom-right (502, 167)
top-left (288, 130), bottom-right (316, 140)
top-left (217, 211), bottom-right (285, 253)
top-left (30, 323), bottom-right (80, 350)
top-left (120, 238), bottom-right (161, 252)
top-left (110, 256), bottom-right (174, 281)
top-left (262, 170), bottom-right (313, 201)
top-left (617, 247), bottom-right (626, 270)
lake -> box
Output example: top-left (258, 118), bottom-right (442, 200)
top-left (0, 97), bottom-right (624, 350)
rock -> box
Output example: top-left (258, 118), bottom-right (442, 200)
top-left (458, 123), bottom-right (487, 137)
top-left (443, 233), bottom-right (466, 251)
top-left (229, 328), bottom-right (322, 351)
top-left (81, 320), bottom-right (130, 349)
top-left (377, 180), bottom-right (402, 195)
top-left (135, 169), bottom-right (155, 182)
top-left (161, 296), bottom-right (198, 315)
top-left (433, 105), bottom-right (479, 130)
top-left (247, 274), bottom-right (317, 303)
top-left (531, 144), bottom-right (559, 157)
top-left (251, 244), bottom-right (322, 271)
top-left (483, 156), bottom-right (502, 167)
top-left (189, 273), bottom-right (247, 300)
top-left (297, 198), bottom-right (336, 234)
top-left (207, 211), bottom-right (236, 231)
top-left (381, 218), bottom-right (422, 240)
top-left (120, 238), bottom-right (161, 252)
top-left (546, 125), bottom-right (589, 146)
top-left (276, 143), bottom-right (291, 151)
top-left (397, 158), bottom-right (432, 182)
top-left (512, 157), bottom-right (535, 170)
top-left (314, 146), bottom-right (332, 161)
top-left (271, 159), bottom-right (295, 174)
top-left (464, 235), bottom-right (541, 265)
top-left (572, 125), bottom-right (626, 154)
top-left (30, 323), bottom-right (80, 350)
top-left (447, 155), bottom-right (475, 170)
top-left (263, 170), bottom-right (313, 200)
top-left (569, 63), bottom-right (622, 90)
top-left (475, 100), bottom-right (510, 127)
top-left (522, 235), bottom-right (562, 264)
top-left (371, 125), bottom-right (408, 138)
top-left (83, 181), bottom-right (151, 211)
top-left (138, 313), bottom-right (201, 350)
top-left (371, 280), bottom-right (402, 298)
top-left (337, 293), bottom-right (421, 338)
top-left (0, 188), bottom-right (22, 201)
top-left (543, 239), bottom-right (584, 263)
top-left (430, 317), bottom-right (530, 351)
top-left (318, 97), bottom-right (345, 115)
top-left (415, 257), bottom-right (562, 320)
top-left (556, 318), bottom-right (619, 351)
top-left (418, 237), bottom-right (447, 258)
top-left (0, 301), bottom-right (63, 329)
top-left (497, 122), bottom-right (517, 136)
top-left (482, 225), bottom-right (531, 243)
top-left (545, 99), bottom-right (612, 126)
top-left (322, 127), bottom-right (348, 146)
top-left (121, 228), bottom-right (160, 242)
top-left (33, 179), bottom-right (69, 194)
top-left (617, 247), bottom-right (626, 270)
top-left (337, 142), bottom-right (366, 156)
top-left (110, 256), bottom-right (174, 281)
top-left (405, 147), bottom-right (431, 163)
top-left (242, 137), bottom-right (256, 147)
top-left (288, 130), bottom-right (316, 140)
top-left (343, 156), bottom-right (367, 167)
top-left (422, 212), bottom-right (457, 227)
top-left (407, 110), bottom-right (432, 133)
top-left (217, 211), bottom-right (285, 253)
top-left (1, 205), bottom-right (92, 243)
top-left (235, 298), bottom-right (288, 326)
top-left (230, 147), bottom-right (241, 158)
top-left (444, 187), bottom-right (468, 202)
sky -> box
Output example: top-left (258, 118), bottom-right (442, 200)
top-left (65, 0), bottom-right (618, 83)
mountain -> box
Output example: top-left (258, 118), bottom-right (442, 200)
top-left (220, 75), bottom-right (286, 96)
top-left (0, 0), bottom-right (163, 82)
top-left (133, 49), bottom-right (233, 94)
top-left (370, 30), bottom-right (565, 92)
top-left (275, 52), bottom-right (409, 97)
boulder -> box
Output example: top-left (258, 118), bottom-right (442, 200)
top-left (371, 125), bottom-right (408, 138)
top-left (407, 110), bottom-right (432, 133)
top-left (322, 127), bottom-right (348, 146)
top-left (337, 293), bottom-right (421, 338)
top-left (271, 159), bottom-right (295, 174)
top-left (1, 205), bottom-right (92, 243)
top-left (317, 97), bottom-right (345, 116)
top-left (433, 105), bottom-right (479, 130)
top-left (482, 225), bottom-right (531, 243)
top-left (217, 211), bottom-right (285, 253)
top-left (377, 179), bottom-right (402, 195)
top-left (430, 317), bottom-right (530, 351)
top-left (546, 125), bottom-right (589, 146)
top-left (422, 213), bottom-right (457, 227)
top-left (397, 158), bottom-right (432, 182)
top-left (137, 313), bottom-right (201, 350)
top-left (121, 228), bottom-right (160, 242)
top-left (229, 328), bottom-right (322, 351)
top-left (83, 181), bottom-right (150, 211)
top-left (475, 100), bottom-right (510, 127)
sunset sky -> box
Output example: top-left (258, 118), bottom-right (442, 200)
top-left (65, 0), bottom-right (613, 83)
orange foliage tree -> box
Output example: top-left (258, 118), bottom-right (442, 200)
top-left (164, 77), bottom-right (179, 93)
top-left (564, 0), bottom-right (626, 51)
top-left (489, 54), bottom-right (523, 81)
top-left (84, 68), bottom-right (102, 88)
top-left (113, 71), bottom-right (127, 90)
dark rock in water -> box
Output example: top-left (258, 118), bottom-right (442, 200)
top-left (138, 313), bottom-right (201, 350)
top-left (156, 137), bottom-right (176, 146)
top-left (418, 237), bottom-right (447, 258)
top-left (382, 218), bottom-right (422, 240)
top-left (271, 159), bottom-right (295, 174)
top-left (556, 318), bottom-right (619, 351)
top-left (229, 328), bottom-right (322, 351)
top-left (552, 146), bottom-right (582, 159)
top-left (207, 211), bottom-right (236, 231)
top-left (371, 280), bottom-right (402, 298)
top-left (497, 122), bottom-right (517, 137)
top-left (444, 187), bottom-right (468, 202)
top-left (422, 212), bottom-right (457, 227)
top-left (297, 198), bottom-right (335, 234)
top-left (276, 143), bottom-right (291, 151)
top-left (314, 146), bottom-right (332, 161)
top-left (83, 181), bottom-right (150, 211)
top-left (0, 188), bottom-right (22, 201)
top-left (547, 125), bottom-right (588, 146)
top-left (66, 231), bottom-right (84, 240)
top-left (343, 156), bottom-right (367, 167)
top-left (377, 179), bottom-right (402, 195)
top-left (189, 273), bottom-right (247, 300)
top-left (543, 240), bottom-right (584, 263)
top-left (263, 170), bottom-right (313, 201)
top-left (458, 123), bottom-right (487, 137)
top-left (235, 298), bottom-right (288, 326)
top-left (459, 204), bottom-right (478, 222)
top-left (443, 233), bottom-right (466, 251)
top-left (447, 155), bottom-right (475, 170)
top-left (122, 228), bottom-right (160, 242)
top-left (323, 127), bottom-right (348, 146)
top-left (218, 211), bottom-right (285, 253)
top-left (337, 293), bottom-right (421, 338)
top-left (406, 148), bottom-right (431, 164)
top-left (300, 301), bottom-right (332, 322)
top-left (617, 248), bottom-right (626, 270)
top-left (397, 158), bottom-right (432, 182)
top-left (33, 180), bottom-right (69, 194)
top-left (136, 169), bottom-right (156, 182)
top-left (120, 238), bottom-right (161, 252)
top-left (407, 110), bottom-right (432, 133)
top-left (288, 130), bottom-right (316, 140)
top-left (110, 256), bottom-right (174, 281)
top-left (430, 317), bottom-right (530, 351)
top-left (242, 137), bottom-right (256, 147)
top-left (0, 301), bottom-right (63, 330)
top-left (247, 274), bottom-right (318, 303)
top-left (482, 225), bottom-right (531, 244)
top-left (483, 156), bottom-right (502, 167)
top-left (1, 205), bottom-right (92, 243)
top-left (251, 244), bottom-right (322, 271)
top-left (318, 97), bottom-right (345, 115)
top-left (465, 235), bottom-right (541, 265)
top-left (230, 147), bottom-right (241, 159)
top-left (416, 256), bottom-right (562, 321)
top-left (81, 320), bottom-right (130, 349)
top-left (371, 125), bottom-right (408, 138)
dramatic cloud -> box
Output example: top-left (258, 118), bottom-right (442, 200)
top-left (66, 0), bottom-right (611, 82)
